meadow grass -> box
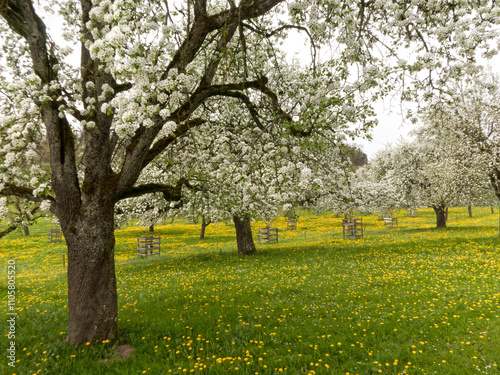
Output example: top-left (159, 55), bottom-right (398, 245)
top-left (1, 207), bottom-right (500, 375)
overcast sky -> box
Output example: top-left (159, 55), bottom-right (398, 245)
top-left (355, 107), bottom-right (414, 159)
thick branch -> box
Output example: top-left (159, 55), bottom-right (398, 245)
top-left (1, 0), bottom-right (82, 218)
top-left (0, 224), bottom-right (17, 239)
top-left (171, 76), bottom-right (288, 124)
top-left (163, 0), bottom-right (284, 76)
top-left (199, 23), bottom-right (238, 87)
top-left (1, 0), bottom-right (54, 82)
top-left (143, 118), bottom-right (206, 168)
top-left (217, 91), bottom-right (266, 130)
top-left (117, 179), bottom-right (186, 202)
top-left (0, 184), bottom-right (55, 203)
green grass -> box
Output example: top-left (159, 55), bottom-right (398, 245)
top-left (1, 207), bottom-right (500, 375)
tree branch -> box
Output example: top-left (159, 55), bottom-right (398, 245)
top-left (162, 0), bottom-right (284, 77)
top-left (1, 0), bottom-right (82, 217)
top-left (243, 22), bottom-right (317, 72)
top-left (117, 179), bottom-right (187, 201)
top-left (0, 224), bottom-right (17, 239)
top-left (0, 184), bottom-right (55, 203)
top-left (143, 118), bottom-right (206, 168)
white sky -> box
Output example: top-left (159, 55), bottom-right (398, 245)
top-left (355, 105), bottom-right (414, 159)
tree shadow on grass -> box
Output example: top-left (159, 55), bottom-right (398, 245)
top-left (398, 225), bottom-right (496, 235)
top-left (117, 223), bottom-right (499, 278)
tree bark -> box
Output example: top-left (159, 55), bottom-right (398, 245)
top-left (491, 206), bottom-right (494, 214)
top-left (433, 205), bottom-right (447, 228)
top-left (23, 224), bottom-right (30, 236)
top-left (468, 205), bottom-right (472, 218)
top-left (233, 215), bottom-right (257, 255)
top-left (199, 216), bottom-right (209, 240)
top-left (149, 225), bottom-right (154, 232)
top-left (64, 200), bottom-right (118, 345)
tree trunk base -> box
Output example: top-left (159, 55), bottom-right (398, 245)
top-left (433, 205), bottom-right (447, 229)
top-left (64, 203), bottom-right (119, 346)
top-left (233, 216), bottom-right (257, 255)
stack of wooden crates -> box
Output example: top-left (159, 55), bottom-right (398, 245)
top-left (258, 227), bottom-right (279, 242)
top-left (137, 236), bottom-right (161, 257)
top-left (342, 218), bottom-right (363, 239)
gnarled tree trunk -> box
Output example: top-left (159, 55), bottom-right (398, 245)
top-left (433, 204), bottom-right (447, 228)
top-left (233, 215), bottom-right (257, 255)
top-left (63, 200), bottom-right (118, 346)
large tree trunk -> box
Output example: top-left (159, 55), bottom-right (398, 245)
top-left (233, 215), bottom-right (257, 255)
top-left (149, 225), bottom-right (154, 232)
top-left (23, 224), bottom-right (30, 236)
top-left (468, 205), bottom-right (472, 218)
top-left (199, 216), bottom-right (209, 240)
top-left (63, 201), bottom-right (118, 346)
top-left (433, 205), bottom-right (447, 228)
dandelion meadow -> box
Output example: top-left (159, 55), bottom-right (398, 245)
top-left (1, 207), bottom-right (500, 375)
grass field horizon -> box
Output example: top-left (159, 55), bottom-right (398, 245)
top-left (1, 207), bottom-right (500, 375)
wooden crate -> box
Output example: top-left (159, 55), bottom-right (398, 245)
top-left (48, 228), bottom-right (62, 243)
top-left (384, 217), bottom-right (398, 228)
top-left (287, 218), bottom-right (297, 230)
top-left (343, 218), bottom-right (363, 239)
top-left (258, 227), bottom-right (279, 242)
top-left (137, 236), bottom-right (161, 257)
